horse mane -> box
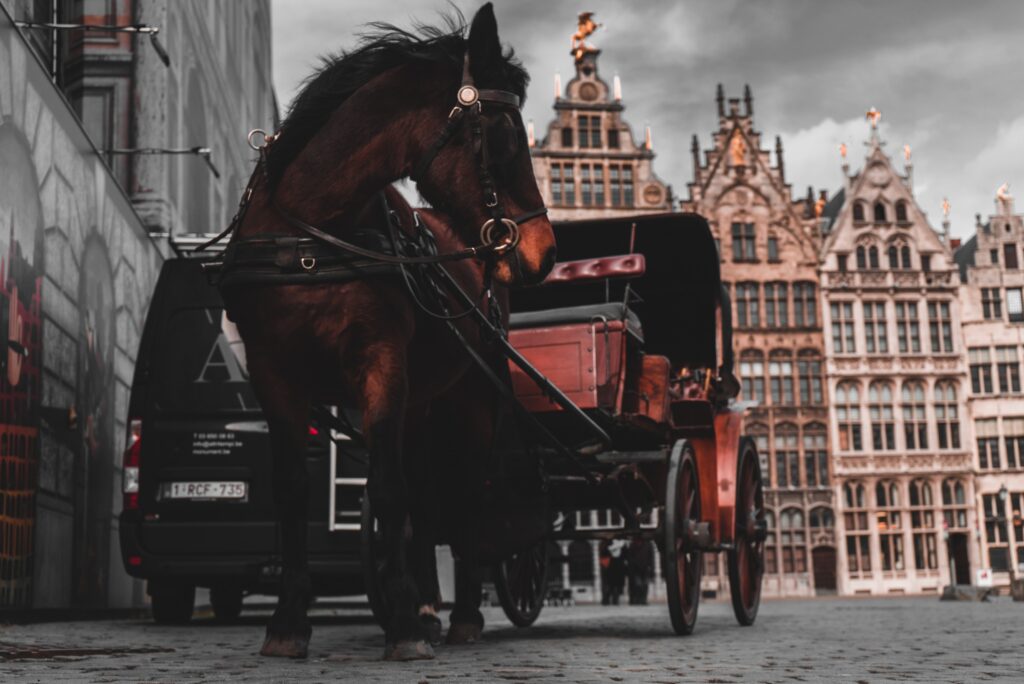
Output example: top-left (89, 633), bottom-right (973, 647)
top-left (267, 10), bottom-right (529, 190)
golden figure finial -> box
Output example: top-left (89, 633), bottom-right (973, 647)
top-left (903, 144), bottom-right (911, 162)
top-left (814, 195), bottom-right (827, 218)
top-left (729, 132), bottom-right (747, 166)
top-left (572, 12), bottom-right (601, 63)
top-left (942, 197), bottom-right (951, 219)
top-left (997, 183), bottom-right (1013, 214)
top-left (839, 142), bottom-right (847, 160)
top-left (865, 107), bottom-right (881, 129)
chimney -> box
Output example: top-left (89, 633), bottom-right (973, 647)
top-left (775, 135), bottom-right (784, 182)
top-left (950, 238), bottom-right (962, 250)
top-left (743, 84), bottom-right (753, 117)
top-left (716, 83), bottom-right (725, 118)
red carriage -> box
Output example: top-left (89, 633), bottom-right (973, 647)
top-left (479, 212), bottom-right (768, 634)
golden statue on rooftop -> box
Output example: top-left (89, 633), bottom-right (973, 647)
top-left (865, 107), bottom-right (881, 129)
top-left (839, 142), bottom-right (847, 159)
top-left (572, 12), bottom-right (601, 62)
top-left (729, 132), bottom-right (747, 166)
top-left (903, 144), bottom-right (912, 162)
top-left (942, 197), bottom-right (951, 219)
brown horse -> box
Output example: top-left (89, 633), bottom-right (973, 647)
top-left (221, 5), bottom-right (553, 661)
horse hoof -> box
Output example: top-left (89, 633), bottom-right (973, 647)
top-left (445, 622), bottom-right (482, 645)
top-left (383, 640), bottom-right (435, 661)
top-left (260, 635), bottom-right (309, 659)
top-left (421, 614), bottom-right (443, 646)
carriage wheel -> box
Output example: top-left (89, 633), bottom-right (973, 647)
top-left (493, 540), bottom-right (550, 627)
top-left (663, 439), bottom-right (703, 636)
top-left (360, 490), bottom-right (389, 628)
top-left (728, 437), bottom-right (766, 626)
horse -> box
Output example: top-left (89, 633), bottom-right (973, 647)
top-left (219, 4), bottom-right (554, 661)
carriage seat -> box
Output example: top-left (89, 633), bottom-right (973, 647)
top-left (508, 302), bottom-right (643, 340)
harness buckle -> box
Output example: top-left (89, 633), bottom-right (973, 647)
top-left (485, 192), bottom-right (498, 208)
top-left (448, 105), bottom-right (464, 121)
top-left (300, 256), bottom-right (317, 272)
top-left (480, 218), bottom-right (520, 255)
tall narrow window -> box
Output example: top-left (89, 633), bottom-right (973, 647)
top-left (856, 246), bottom-right (867, 270)
top-left (831, 302), bottom-right (855, 353)
top-left (593, 165), bottom-right (605, 206)
top-left (797, 354), bottom-right (823, 406)
top-left (909, 480), bottom-right (937, 570)
top-left (561, 127), bottom-right (573, 147)
top-left (623, 166), bottom-right (634, 206)
top-left (869, 246), bottom-right (880, 269)
top-left (767, 236), bottom-right (780, 262)
top-left (895, 301), bottom-right (921, 353)
top-left (580, 165), bottom-right (592, 206)
top-left (996, 346), bottom-right (1021, 393)
top-left (739, 352), bottom-right (765, 403)
top-left (779, 509), bottom-right (806, 573)
top-left (844, 483), bottom-right (871, 575)
top-left (896, 201), bottom-right (909, 223)
top-left (984, 494), bottom-right (1010, 572)
top-left (942, 479), bottom-right (969, 530)
top-left (577, 115), bottom-right (601, 148)
top-left (609, 166), bottom-right (621, 206)
top-left (969, 347), bottom-right (994, 394)
top-left (863, 301), bottom-right (888, 353)
top-left (607, 128), bottom-right (619, 149)
top-left (774, 428), bottom-right (798, 488)
top-left (735, 283), bottom-right (760, 327)
top-left (976, 418), bottom-right (1000, 469)
top-left (765, 282), bottom-right (788, 328)
top-left (732, 223), bottom-right (756, 262)
top-left (769, 353), bottom-right (794, 405)
top-left (803, 427), bottom-right (828, 487)
top-left (836, 383), bottom-right (862, 451)
top-left (876, 481), bottom-right (905, 572)
top-left (1003, 417), bottom-right (1024, 469)
top-left (982, 288), bottom-right (1003, 320)
top-left (928, 301), bottom-right (953, 352)
top-left (1005, 243), bottom-right (1019, 270)
top-left (888, 245), bottom-right (899, 270)
top-left (869, 382), bottom-right (896, 451)
top-left (902, 382), bottom-right (928, 450)
top-left (852, 202), bottom-right (865, 223)
top-left (901, 245), bottom-right (912, 269)
top-left (551, 164), bottom-right (562, 205)
top-left (874, 202), bottom-right (887, 222)
top-left (551, 163), bottom-right (575, 206)
top-left (934, 382), bottom-right (960, 449)
top-left (793, 282), bottom-right (817, 326)
top-left (974, 417), bottom-right (999, 471)
top-left (1008, 288), bottom-right (1024, 322)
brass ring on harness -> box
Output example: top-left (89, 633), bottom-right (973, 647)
top-left (300, 257), bottom-right (317, 272)
top-left (480, 218), bottom-right (520, 256)
top-left (247, 129), bottom-right (269, 151)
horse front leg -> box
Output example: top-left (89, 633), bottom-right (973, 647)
top-left (362, 348), bottom-right (434, 661)
top-left (404, 414), bottom-right (444, 646)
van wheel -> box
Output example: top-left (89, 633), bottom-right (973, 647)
top-left (149, 580), bottom-right (195, 624)
top-left (210, 585), bottom-right (244, 622)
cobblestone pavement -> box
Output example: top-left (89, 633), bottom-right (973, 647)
top-left (2, 596), bottom-right (1022, 683)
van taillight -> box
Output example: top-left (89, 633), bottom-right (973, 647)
top-left (123, 419), bottom-right (142, 511)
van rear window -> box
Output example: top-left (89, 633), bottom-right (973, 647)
top-left (152, 307), bottom-right (261, 414)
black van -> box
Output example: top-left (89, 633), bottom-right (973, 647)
top-left (118, 258), bottom-right (368, 623)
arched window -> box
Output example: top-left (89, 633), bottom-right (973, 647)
top-left (874, 201), bottom-right (887, 223)
top-left (769, 351), bottom-right (795, 405)
top-left (809, 507), bottom-right (834, 529)
top-left (836, 383), bottom-right (862, 451)
top-left (934, 382), bottom-right (961, 449)
top-left (779, 508), bottom-right (807, 574)
top-left (739, 350), bottom-right (765, 403)
top-left (888, 245), bottom-right (899, 270)
top-left (896, 201), bottom-right (909, 223)
top-left (844, 483), bottom-right (871, 576)
top-left (909, 480), bottom-right (938, 570)
top-left (942, 479), bottom-right (969, 529)
top-left (853, 202), bottom-right (866, 223)
top-left (901, 245), bottom-right (912, 269)
top-left (856, 245), bottom-right (867, 270)
top-left (869, 382), bottom-right (896, 450)
top-left (803, 422), bottom-right (828, 487)
top-left (876, 480), bottom-right (905, 571)
top-left (902, 381), bottom-right (928, 449)
top-left (775, 423), bottom-right (799, 487)
top-left (869, 246), bottom-right (880, 269)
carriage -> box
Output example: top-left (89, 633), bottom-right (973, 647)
top-left (363, 211), bottom-right (768, 636)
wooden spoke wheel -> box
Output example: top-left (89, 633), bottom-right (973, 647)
top-left (360, 490), bottom-right (389, 628)
top-left (493, 540), bottom-right (550, 627)
top-left (663, 439), bottom-right (703, 636)
top-left (728, 437), bottom-right (766, 626)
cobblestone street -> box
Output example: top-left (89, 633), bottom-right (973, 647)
top-left (2, 596), bottom-right (1022, 683)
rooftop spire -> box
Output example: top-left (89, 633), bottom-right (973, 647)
top-left (744, 84), bottom-right (753, 116)
top-left (716, 83), bottom-right (725, 118)
top-left (775, 135), bottom-right (784, 181)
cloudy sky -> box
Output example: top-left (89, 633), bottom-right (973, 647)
top-left (271, 0), bottom-right (1023, 239)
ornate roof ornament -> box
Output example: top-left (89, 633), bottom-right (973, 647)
top-left (839, 142), bottom-right (847, 159)
top-left (942, 197), bottom-right (951, 219)
top-left (865, 107), bottom-right (881, 129)
top-left (903, 144), bottom-right (912, 162)
top-left (571, 12), bottom-right (601, 63)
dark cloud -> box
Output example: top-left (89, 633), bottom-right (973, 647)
top-left (272, 0), bottom-right (1024, 237)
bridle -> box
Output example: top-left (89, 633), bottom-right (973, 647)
top-left (236, 50), bottom-right (547, 268)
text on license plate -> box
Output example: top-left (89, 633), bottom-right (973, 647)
top-left (162, 481), bottom-right (248, 500)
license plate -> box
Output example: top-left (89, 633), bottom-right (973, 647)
top-left (161, 481), bottom-right (248, 501)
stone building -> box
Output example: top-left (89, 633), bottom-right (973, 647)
top-left (529, 25), bottom-right (672, 222)
top-left (0, 0), bottom-right (275, 609)
top-left (954, 189), bottom-right (1024, 587)
top-left (821, 114), bottom-right (976, 596)
top-left (681, 86), bottom-right (835, 597)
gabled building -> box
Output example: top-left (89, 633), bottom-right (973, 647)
top-left (682, 85), bottom-right (835, 597)
top-left (954, 189), bottom-right (1024, 587)
top-left (529, 29), bottom-right (672, 221)
top-left (821, 114), bottom-right (975, 595)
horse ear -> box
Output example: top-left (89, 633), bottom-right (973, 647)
top-left (467, 3), bottom-right (502, 78)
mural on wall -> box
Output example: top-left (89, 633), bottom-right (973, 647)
top-left (0, 122), bottom-right (45, 608)
top-left (73, 238), bottom-right (115, 606)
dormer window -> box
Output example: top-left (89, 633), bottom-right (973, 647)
top-left (895, 201), bottom-right (909, 223)
top-left (853, 202), bottom-right (866, 224)
top-left (874, 202), bottom-right (887, 223)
